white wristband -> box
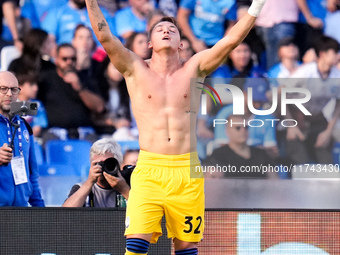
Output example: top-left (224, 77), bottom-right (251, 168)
top-left (248, 0), bottom-right (266, 17)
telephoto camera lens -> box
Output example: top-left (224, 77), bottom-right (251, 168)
top-left (102, 157), bottom-right (120, 177)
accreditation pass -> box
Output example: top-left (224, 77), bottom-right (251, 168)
top-left (11, 156), bottom-right (28, 185)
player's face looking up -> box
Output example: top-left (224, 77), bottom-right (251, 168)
top-left (149, 21), bottom-right (181, 52)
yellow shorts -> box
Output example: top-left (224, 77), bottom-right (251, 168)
top-left (124, 150), bottom-right (205, 243)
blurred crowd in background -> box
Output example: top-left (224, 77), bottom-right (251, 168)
top-left (1, 0), bottom-right (340, 182)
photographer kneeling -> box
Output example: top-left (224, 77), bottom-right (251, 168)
top-left (63, 138), bottom-right (131, 207)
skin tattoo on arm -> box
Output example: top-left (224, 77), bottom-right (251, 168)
top-left (98, 20), bottom-right (107, 31)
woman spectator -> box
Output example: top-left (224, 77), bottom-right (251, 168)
top-left (71, 25), bottom-right (106, 100)
top-left (69, 24), bottom-right (115, 136)
top-left (8, 28), bottom-right (55, 77)
top-left (125, 32), bottom-right (151, 60)
top-left (72, 24), bottom-right (96, 72)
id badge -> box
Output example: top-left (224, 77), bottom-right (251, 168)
top-left (11, 156), bottom-right (28, 185)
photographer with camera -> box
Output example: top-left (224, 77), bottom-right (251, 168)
top-left (0, 71), bottom-right (45, 207)
top-left (63, 138), bottom-right (131, 207)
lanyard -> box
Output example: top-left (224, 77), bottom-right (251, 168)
top-left (5, 118), bottom-right (23, 156)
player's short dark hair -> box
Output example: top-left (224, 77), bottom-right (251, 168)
top-left (148, 16), bottom-right (182, 40)
top-left (314, 35), bottom-right (340, 57)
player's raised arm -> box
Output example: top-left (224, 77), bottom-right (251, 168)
top-left (196, 0), bottom-right (267, 77)
top-left (85, 0), bottom-right (136, 76)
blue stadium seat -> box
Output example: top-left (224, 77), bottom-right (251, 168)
top-left (40, 140), bottom-right (92, 206)
top-left (117, 140), bottom-right (140, 154)
top-left (0, 45), bottom-right (21, 71)
top-left (333, 142), bottom-right (340, 165)
top-left (38, 163), bottom-right (82, 206)
top-left (39, 175), bottom-right (81, 206)
top-left (34, 141), bottom-right (45, 166)
top-left (45, 139), bottom-right (92, 178)
top-left (38, 163), bottom-right (76, 176)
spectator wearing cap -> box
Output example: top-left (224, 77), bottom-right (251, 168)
top-left (267, 37), bottom-right (301, 79)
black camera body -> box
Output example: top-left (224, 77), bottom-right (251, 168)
top-left (10, 101), bottom-right (38, 117)
top-left (98, 157), bottom-right (135, 186)
top-left (121, 164), bottom-right (135, 187)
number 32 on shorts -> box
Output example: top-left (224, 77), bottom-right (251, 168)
top-left (183, 216), bottom-right (203, 234)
